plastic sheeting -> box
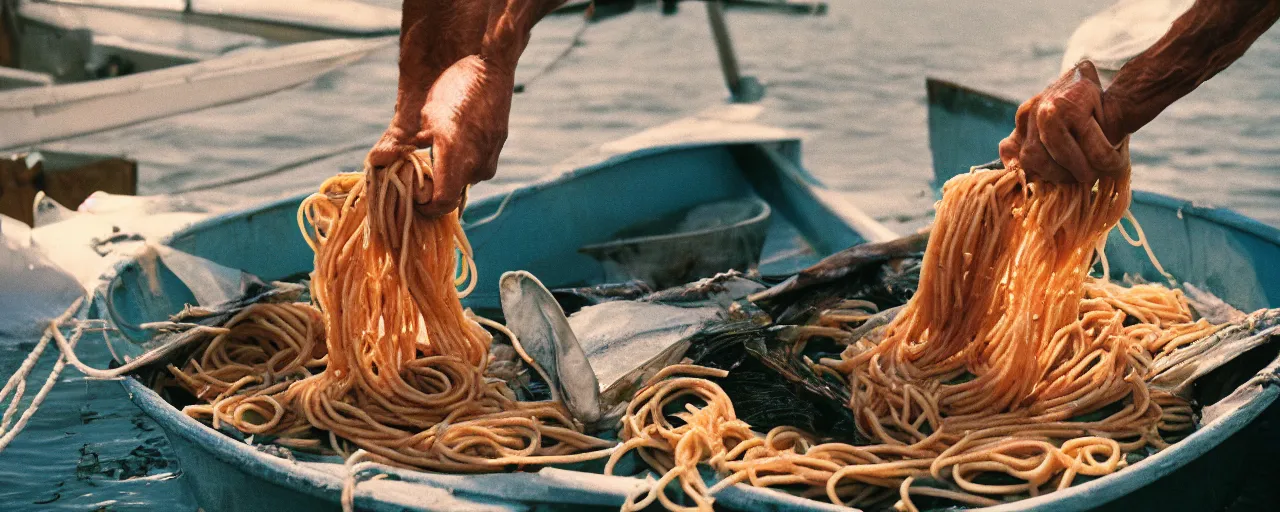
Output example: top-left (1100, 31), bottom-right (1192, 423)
top-left (29, 193), bottom-right (206, 290)
top-left (0, 192), bottom-right (211, 337)
top-left (0, 214), bottom-right (84, 337)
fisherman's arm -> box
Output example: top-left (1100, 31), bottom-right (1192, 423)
top-left (367, 0), bottom-right (491, 168)
top-left (1104, 0), bottom-right (1280, 137)
top-left (1000, 0), bottom-right (1280, 183)
top-left (411, 0), bottom-right (569, 217)
top-left (482, 0), bottom-right (569, 68)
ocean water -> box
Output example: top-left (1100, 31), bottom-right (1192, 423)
top-left (2, 0), bottom-right (1277, 510)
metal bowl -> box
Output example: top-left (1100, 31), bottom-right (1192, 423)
top-left (578, 196), bottom-right (771, 289)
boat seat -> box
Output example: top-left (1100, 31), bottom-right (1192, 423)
top-left (0, 66), bottom-right (53, 90)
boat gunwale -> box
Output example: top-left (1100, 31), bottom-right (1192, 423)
top-left (149, 139), bottom-right (805, 252)
top-left (39, 0), bottom-right (402, 38)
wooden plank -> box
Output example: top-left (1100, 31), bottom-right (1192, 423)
top-left (0, 0), bottom-right (17, 67)
top-left (0, 151), bottom-right (137, 225)
top-left (925, 78), bottom-right (1020, 193)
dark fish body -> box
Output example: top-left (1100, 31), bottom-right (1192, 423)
top-left (687, 321), bottom-right (858, 441)
top-left (750, 233), bottom-right (927, 324)
top-left (551, 281), bottom-right (653, 316)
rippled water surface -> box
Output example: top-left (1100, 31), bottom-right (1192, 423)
top-left (2, 0), bottom-right (1277, 509)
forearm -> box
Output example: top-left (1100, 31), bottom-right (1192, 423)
top-left (481, 0), bottom-right (568, 68)
top-left (1104, 0), bottom-right (1280, 140)
top-left (389, 0), bottom-right (491, 134)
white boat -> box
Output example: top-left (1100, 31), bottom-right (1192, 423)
top-left (0, 37), bottom-right (393, 150)
top-left (15, 0), bottom-right (268, 81)
top-left (35, 0), bottom-right (401, 40)
top-left (19, 0), bottom-right (268, 61)
top-left (0, 66), bottom-right (54, 90)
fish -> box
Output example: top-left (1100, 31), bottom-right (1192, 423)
top-left (751, 231), bottom-right (928, 302)
top-left (639, 270), bottom-right (766, 309)
top-left (569, 299), bottom-right (722, 414)
top-left (499, 271), bottom-right (765, 427)
top-left (1183, 282), bottom-right (1248, 325)
top-left (750, 232), bottom-right (927, 325)
top-left (1148, 307), bottom-right (1280, 398)
top-left (686, 321), bottom-right (857, 440)
top-left (551, 280), bottom-right (653, 316)
top-left (498, 271), bottom-right (603, 426)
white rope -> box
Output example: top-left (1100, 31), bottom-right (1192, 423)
top-left (341, 449), bottom-right (373, 512)
top-left (0, 298), bottom-right (86, 454)
top-left (0, 296), bottom-right (225, 455)
top-left (49, 321), bottom-right (228, 381)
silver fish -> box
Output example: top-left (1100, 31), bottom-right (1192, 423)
top-left (499, 271), bottom-right (764, 427)
top-left (569, 299), bottom-right (722, 409)
top-left (1148, 308), bottom-right (1280, 397)
top-left (1183, 283), bottom-right (1248, 325)
top-left (498, 271), bottom-right (602, 426)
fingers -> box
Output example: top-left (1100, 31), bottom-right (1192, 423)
top-left (1000, 97), bottom-right (1036, 169)
top-left (1074, 60), bottom-right (1102, 88)
top-left (999, 61), bottom-right (1133, 184)
top-left (1018, 116), bottom-right (1074, 183)
top-left (411, 150), bottom-right (434, 206)
top-left (414, 142), bottom-right (468, 219)
top-left (365, 135), bottom-right (417, 170)
top-left (999, 134), bottom-right (1020, 168)
top-left (477, 143), bottom-right (501, 182)
top-left (1035, 103), bottom-right (1097, 183)
top-left (1076, 118), bottom-right (1128, 178)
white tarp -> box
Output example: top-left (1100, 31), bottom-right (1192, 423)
top-left (0, 215), bottom-right (84, 338)
top-left (0, 192), bottom-right (216, 337)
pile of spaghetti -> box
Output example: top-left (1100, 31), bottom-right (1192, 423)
top-left (604, 164), bottom-right (1224, 511)
top-left (162, 150), bottom-right (1227, 510)
top-left (167, 153), bottom-right (612, 470)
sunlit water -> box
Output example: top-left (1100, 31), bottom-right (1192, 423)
top-left (2, 0), bottom-right (1277, 509)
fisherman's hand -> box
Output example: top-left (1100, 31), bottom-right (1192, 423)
top-left (1000, 61), bottom-right (1128, 183)
top-left (365, 0), bottom-right (493, 170)
top-left (413, 54), bottom-right (515, 218)
top-left (366, 125), bottom-right (419, 170)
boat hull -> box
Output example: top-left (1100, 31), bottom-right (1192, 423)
top-left (925, 77), bottom-right (1280, 511)
top-left (0, 38), bottom-right (390, 150)
top-left (108, 134), bottom-right (1280, 511)
top-left (41, 0), bottom-right (401, 41)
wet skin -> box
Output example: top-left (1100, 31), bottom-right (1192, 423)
top-left (1001, 0), bottom-right (1280, 184)
top-left (366, 0), bottom-right (567, 218)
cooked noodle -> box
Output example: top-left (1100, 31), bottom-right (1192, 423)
top-left (166, 153), bottom-right (1229, 510)
top-left (169, 153), bottom-right (613, 471)
top-left (605, 165), bottom-right (1225, 510)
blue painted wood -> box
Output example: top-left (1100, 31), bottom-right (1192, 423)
top-left (101, 140), bottom-right (866, 330)
top-left (99, 138), bottom-right (880, 512)
top-left (924, 77), bottom-right (1280, 310)
top-left (926, 77), bottom-right (1020, 193)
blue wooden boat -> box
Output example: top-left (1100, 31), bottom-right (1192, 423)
top-left (926, 78), bottom-right (1280, 512)
top-left (94, 103), bottom-right (1280, 511)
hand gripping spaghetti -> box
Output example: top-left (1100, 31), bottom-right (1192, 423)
top-left (606, 164), bottom-right (1223, 511)
top-left (170, 153), bottom-right (614, 470)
